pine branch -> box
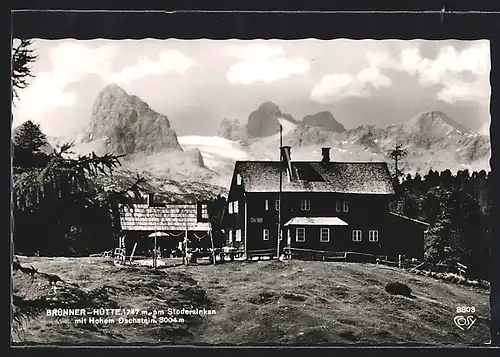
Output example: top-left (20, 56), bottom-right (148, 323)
top-left (12, 39), bottom-right (38, 102)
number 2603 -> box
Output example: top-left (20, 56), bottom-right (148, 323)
top-left (456, 306), bottom-right (476, 314)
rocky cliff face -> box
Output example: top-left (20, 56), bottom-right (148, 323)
top-left (338, 111), bottom-right (490, 171)
top-left (186, 148), bottom-right (205, 167)
top-left (246, 101), bottom-right (297, 138)
top-left (244, 109), bottom-right (490, 174)
top-left (302, 111), bottom-right (346, 132)
top-left (85, 84), bottom-right (181, 155)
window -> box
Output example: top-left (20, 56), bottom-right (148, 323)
top-left (234, 201), bottom-right (239, 214)
top-left (265, 199), bottom-right (269, 211)
top-left (228, 229), bottom-right (233, 243)
top-left (369, 230), bottom-right (379, 242)
top-left (263, 229), bottom-right (270, 241)
top-left (236, 229), bottom-right (242, 242)
top-left (275, 199), bottom-right (280, 211)
top-left (236, 173), bottom-right (242, 185)
top-left (201, 204), bottom-right (209, 219)
top-left (228, 202), bottom-right (233, 214)
top-left (320, 228), bottom-right (330, 242)
top-left (352, 230), bottom-right (362, 242)
top-left (296, 228), bottom-right (306, 242)
top-left (300, 199), bottom-right (311, 211)
top-left (342, 200), bottom-right (349, 212)
top-left (336, 200), bottom-right (341, 212)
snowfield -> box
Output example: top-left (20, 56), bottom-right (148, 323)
top-left (278, 117), bottom-right (297, 133)
top-left (178, 135), bottom-right (249, 171)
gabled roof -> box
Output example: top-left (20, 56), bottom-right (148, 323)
top-left (234, 161), bottom-right (395, 195)
top-left (120, 204), bottom-right (210, 232)
top-left (284, 217), bottom-right (348, 226)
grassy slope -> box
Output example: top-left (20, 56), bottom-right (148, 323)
top-left (12, 257), bottom-right (490, 346)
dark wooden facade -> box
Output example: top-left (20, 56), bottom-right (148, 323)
top-left (223, 148), bottom-right (429, 260)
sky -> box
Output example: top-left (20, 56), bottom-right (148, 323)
top-left (11, 39), bottom-right (491, 138)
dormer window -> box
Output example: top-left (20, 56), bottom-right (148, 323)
top-left (236, 173), bottom-right (242, 185)
top-left (336, 201), bottom-right (341, 212)
top-left (343, 200), bottom-right (349, 212)
top-left (301, 199), bottom-right (311, 211)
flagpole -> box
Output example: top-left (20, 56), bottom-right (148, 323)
top-left (277, 124), bottom-right (283, 260)
top-left (154, 231), bottom-right (158, 269)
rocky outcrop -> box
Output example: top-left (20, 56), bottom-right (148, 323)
top-left (218, 118), bottom-right (246, 141)
top-left (285, 125), bottom-right (331, 147)
top-left (85, 84), bottom-right (181, 155)
top-left (186, 148), bottom-right (206, 168)
top-left (302, 111), bottom-right (346, 132)
top-left (246, 101), bottom-right (296, 138)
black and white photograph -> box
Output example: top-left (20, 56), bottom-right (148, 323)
top-left (11, 34), bottom-right (494, 346)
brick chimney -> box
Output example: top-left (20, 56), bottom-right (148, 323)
top-left (147, 193), bottom-right (155, 206)
top-left (321, 147), bottom-right (331, 163)
top-left (280, 146), bottom-right (295, 181)
top-left (281, 146), bottom-right (291, 161)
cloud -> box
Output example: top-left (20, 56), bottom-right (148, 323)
top-left (366, 50), bottom-right (396, 68)
top-left (311, 74), bottom-right (361, 103)
top-left (106, 50), bottom-right (197, 85)
top-left (357, 67), bottom-right (392, 88)
top-left (311, 60), bottom-right (392, 103)
top-left (365, 42), bottom-right (490, 103)
top-left (225, 44), bottom-right (310, 84)
top-left (13, 42), bottom-right (197, 135)
top-left (311, 42), bottom-right (490, 104)
top-left (478, 121), bottom-right (490, 135)
top-left (437, 77), bottom-right (490, 104)
top-left (14, 43), bottom-right (119, 126)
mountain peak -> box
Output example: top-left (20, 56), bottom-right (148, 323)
top-left (247, 101), bottom-right (287, 138)
top-left (258, 101), bottom-right (280, 111)
top-left (99, 83), bottom-right (128, 97)
top-left (302, 111), bottom-right (346, 132)
top-left (85, 85), bottom-right (181, 155)
top-left (410, 111), bottom-right (470, 133)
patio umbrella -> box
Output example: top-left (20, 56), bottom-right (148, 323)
top-left (148, 231), bottom-right (169, 268)
top-left (148, 231), bottom-right (170, 238)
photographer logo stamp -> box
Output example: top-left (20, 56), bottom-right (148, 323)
top-left (454, 306), bottom-right (477, 330)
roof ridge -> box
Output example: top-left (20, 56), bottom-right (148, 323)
top-left (236, 160), bottom-right (395, 195)
top-left (389, 212), bottom-right (429, 226)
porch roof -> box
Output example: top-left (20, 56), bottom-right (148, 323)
top-left (284, 217), bottom-right (348, 226)
top-left (120, 203), bottom-right (211, 232)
